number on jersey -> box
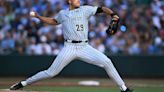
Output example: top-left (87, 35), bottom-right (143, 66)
top-left (76, 24), bottom-right (84, 31)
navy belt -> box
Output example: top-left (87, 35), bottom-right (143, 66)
top-left (65, 40), bottom-right (88, 43)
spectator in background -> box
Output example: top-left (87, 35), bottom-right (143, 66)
top-left (1, 32), bottom-right (15, 54)
top-left (35, 36), bottom-right (52, 55)
top-left (26, 37), bottom-right (37, 55)
top-left (90, 38), bottom-right (105, 53)
top-left (51, 42), bottom-right (60, 55)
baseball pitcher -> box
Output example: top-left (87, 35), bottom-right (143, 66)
top-left (10, 0), bottom-right (132, 92)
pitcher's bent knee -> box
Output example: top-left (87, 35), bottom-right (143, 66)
top-left (103, 59), bottom-right (113, 68)
top-left (44, 70), bottom-right (59, 78)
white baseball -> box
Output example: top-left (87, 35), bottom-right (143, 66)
top-left (30, 11), bottom-right (35, 17)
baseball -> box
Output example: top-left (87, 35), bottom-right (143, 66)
top-left (30, 11), bottom-right (35, 17)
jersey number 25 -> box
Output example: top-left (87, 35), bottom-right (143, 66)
top-left (76, 24), bottom-right (84, 31)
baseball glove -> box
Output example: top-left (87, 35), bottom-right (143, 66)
top-left (106, 16), bottom-right (119, 35)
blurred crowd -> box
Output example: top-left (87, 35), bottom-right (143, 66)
top-left (0, 0), bottom-right (164, 55)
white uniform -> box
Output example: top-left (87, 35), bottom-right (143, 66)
top-left (23, 6), bottom-right (125, 89)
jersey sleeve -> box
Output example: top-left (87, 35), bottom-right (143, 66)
top-left (53, 11), bottom-right (62, 24)
top-left (84, 6), bottom-right (98, 17)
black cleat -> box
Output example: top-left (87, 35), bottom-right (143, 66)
top-left (10, 82), bottom-right (24, 90)
top-left (121, 88), bottom-right (133, 92)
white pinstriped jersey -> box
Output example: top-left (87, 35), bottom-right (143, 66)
top-left (54, 6), bottom-right (98, 41)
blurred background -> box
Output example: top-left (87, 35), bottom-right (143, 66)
top-left (0, 0), bottom-right (163, 55)
top-left (0, 0), bottom-right (164, 77)
top-left (0, 0), bottom-right (164, 91)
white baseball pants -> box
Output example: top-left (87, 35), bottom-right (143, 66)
top-left (24, 42), bottom-right (125, 88)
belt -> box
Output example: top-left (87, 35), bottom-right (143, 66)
top-left (65, 40), bottom-right (88, 43)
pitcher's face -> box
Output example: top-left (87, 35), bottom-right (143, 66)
top-left (69, 0), bottom-right (81, 8)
